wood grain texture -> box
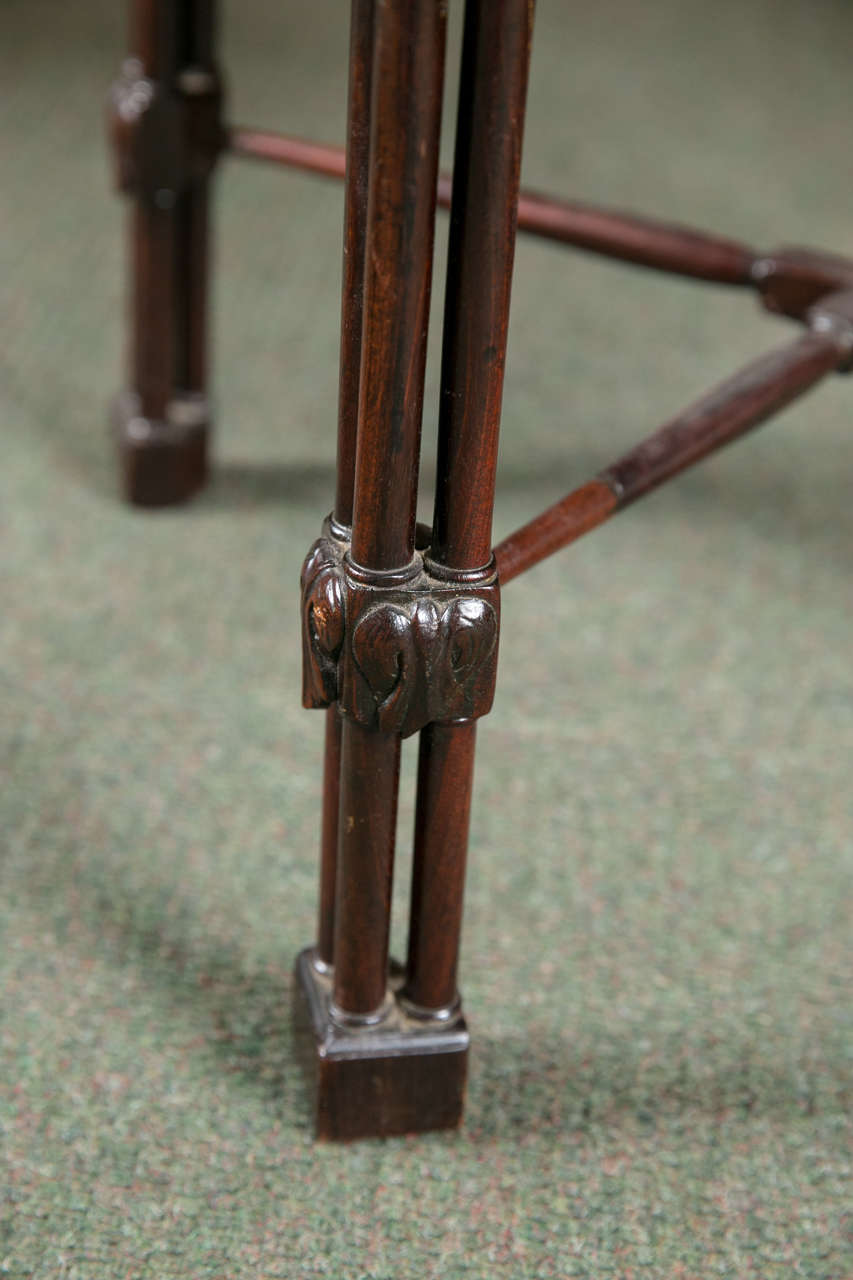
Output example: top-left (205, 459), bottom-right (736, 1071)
top-left (301, 526), bottom-right (500, 737)
top-left (225, 130), bottom-right (756, 287)
top-left (331, 721), bottom-right (401, 1018)
top-left (494, 480), bottom-right (618, 585)
top-left (311, 2), bottom-right (377, 966)
top-left (403, 0), bottom-right (534, 1025)
top-left (495, 332), bottom-right (847, 583)
top-left (602, 332), bottom-right (848, 505)
top-left (329, 0), bottom-right (446, 1020)
top-left (315, 706), bottom-right (342, 969)
top-left (405, 722), bottom-right (478, 1013)
top-left (334, 0), bottom-right (375, 529)
top-left (431, 0), bottom-right (534, 573)
top-left (349, 0), bottom-right (447, 572)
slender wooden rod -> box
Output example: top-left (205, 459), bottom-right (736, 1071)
top-left (494, 331), bottom-right (848, 584)
top-left (314, 1), bottom-right (375, 968)
top-left (333, 0), bottom-right (375, 529)
top-left (315, 705), bottom-right (341, 969)
top-left (406, 722), bottom-right (478, 1013)
top-left (332, 0), bottom-right (447, 1019)
top-left (228, 128), bottom-right (346, 180)
top-left (430, 0), bottom-right (534, 572)
top-left (179, 185), bottom-right (210, 393)
top-left (226, 127), bottom-right (756, 287)
top-left (348, 1), bottom-right (446, 573)
top-left (515, 191), bottom-right (753, 285)
top-left (406, 0), bottom-right (534, 1016)
top-left (332, 722), bottom-right (401, 1017)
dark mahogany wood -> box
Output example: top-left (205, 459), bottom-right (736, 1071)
top-left (315, 706), bottom-right (341, 969)
top-left (405, 722), bottom-right (478, 1013)
top-left (493, 481), bottom-right (619, 586)
top-left (294, 950), bottom-right (468, 1141)
top-left (301, 523), bottom-right (500, 736)
top-left (754, 247), bottom-right (853, 322)
top-left (513, 190), bottom-right (754, 285)
top-left (601, 333), bottom-right (847, 504)
top-left (402, 0), bottom-right (533, 1021)
top-left (296, 0), bottom-right (523, 1141)
top-left (110, 0), bottom-right (222, 507)
top-left (314, 0), bottom-right (376, 973)
top-left (228, 128), bottom-right (347, 181)
top-left (332, 0), bottom-right (446, 1019)
top-left (348, 1), bottom-right (446, 574)
top-left (331, 721), bottom-right (401, 1018)
top-left (495, 331), bottom-right (848, 584)
top-left (334, 0), bottom-right (375, 532)
top-left (430, 0), bottom-right (534, 575)
top-left (227, 128), bottom-right (853, 318)
top-left (226, 129), bottom-right (755, 288)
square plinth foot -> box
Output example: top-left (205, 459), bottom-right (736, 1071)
top-left (113, 390), bottom-right (210, 506)
top-left (293, 947), bottom-right (469, 1141)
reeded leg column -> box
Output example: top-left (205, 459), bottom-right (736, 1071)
top-left (108, 0), bottom-right (223, 506)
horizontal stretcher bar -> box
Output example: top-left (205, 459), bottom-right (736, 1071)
top-left (227, 127), bottom-right (853, 307)
top-left (493, 325), bottom-right (852, 584)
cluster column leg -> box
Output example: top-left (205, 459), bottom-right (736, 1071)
top-left (296, 0), bottom-right (458, 1140)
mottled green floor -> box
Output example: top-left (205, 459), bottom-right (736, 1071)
top-left (2, 1), bottom-right (852, 1276)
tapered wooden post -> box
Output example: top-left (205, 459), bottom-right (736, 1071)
top-left (109, 0), bottom-right (222, 506)
top-left (406, 0), bottom-right (534, 1014)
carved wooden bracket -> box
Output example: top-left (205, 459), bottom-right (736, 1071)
top-left (107, 57), bottom-right (223, 199)
top-left (301, 521), bottom-right (500, 737)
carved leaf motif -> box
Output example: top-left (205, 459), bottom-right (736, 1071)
top-left (441, 598), bottom-right (498, 684)
top-left (351, 604), bottom-right (416, 730)
top-left (308, 571), bottom-right (344, 659)
top-left (300, 539), bottom-right (333, 593)
top-left (300, 538), bottom-right (345, 708)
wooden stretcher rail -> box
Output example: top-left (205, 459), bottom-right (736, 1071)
top-left (227, 128), bottom-right (853, 308)
top-left (493, 330), bottom-right (849, 584)
top-left (227, 126), bottom-right (753, 284)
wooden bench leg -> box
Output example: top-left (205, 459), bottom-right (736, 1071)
top-left (297, 0), bottom-right (533, 1140)
top-left (108, 0), bottom-right (222, 506)
top-left (296, 0), bottom-right (457, 1141)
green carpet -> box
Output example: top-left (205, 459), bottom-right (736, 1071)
top-left (2, 1), bottom-right (852, 1275)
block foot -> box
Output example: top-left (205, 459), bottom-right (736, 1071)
top-left (293, 947), bottom-right (468, 1141)
top-left (113, 390), bottom-right (210, 506)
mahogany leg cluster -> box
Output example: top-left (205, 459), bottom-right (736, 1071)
top-left (294, 0), bottom-right (534, 1141)
top-left (107, 1), bottom-right (853, 1139)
